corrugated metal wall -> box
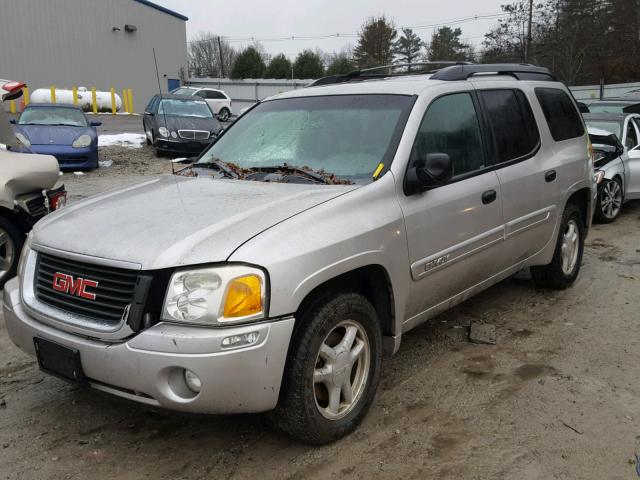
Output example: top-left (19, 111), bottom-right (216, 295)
top-left (187, 78), bottom-right (313, 111)
top-left (0, 0), bottom-right (187, 112)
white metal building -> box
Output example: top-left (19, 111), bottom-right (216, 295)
top-left (0, 0), bottom-right (188, 112)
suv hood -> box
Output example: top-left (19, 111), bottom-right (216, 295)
top-left (32, 175), bottom-right (357, 269)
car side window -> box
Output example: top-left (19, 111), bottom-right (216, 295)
top-left (145, 96), bottom-right (157, 113)
top-left (478, 89), bottom-right (540, 165)
top-left (411, 92), bottom-right (485, 177)
top-left (195, 91), bottom-right (207, 98)
top-left (535, 88), bottom-right (585, 141)
top-left (625, 120), bottom-right (639, 149)
top-left (209, 91), bottom-right (226, 99)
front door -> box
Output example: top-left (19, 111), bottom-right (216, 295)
top-left (397, 91), bottom-right (505, 324)
top-left (624, 118), bottom-right (640, 199)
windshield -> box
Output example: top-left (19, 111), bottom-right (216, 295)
top-left (18, 106), bottom-right (88, 126)
top-left (588, 104), bottom-right (626, 114)
top-left (585, 120), bottom-right (622, 139)
top-left (171, 87), bottom-right (197, 96)
top-left (159, 99), bottom-right (213, 118)
top-left (197, 94), bottom-right (413, 184)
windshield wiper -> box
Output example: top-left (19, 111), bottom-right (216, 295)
top-left (248, 164), bottom-right (331, 185)
top-left (192, 157), bottom-right (239, 178)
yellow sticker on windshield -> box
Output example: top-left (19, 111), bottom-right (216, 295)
top-left (372, 163), bottom-right (384, 180)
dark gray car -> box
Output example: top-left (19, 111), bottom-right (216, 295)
top-left (142, 94), bottom-right (222, 156)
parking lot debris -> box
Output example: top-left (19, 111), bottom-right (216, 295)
top-left (469, 323), bottom-right (496, 345)
top-left (0, 398), bottom-right (6, 408)
top-left (98, 160), bottom-right (113, 168)
top-left (561, 421), bottom-right (583, 435)
top-left (73, 171), bottom-right (86, 176)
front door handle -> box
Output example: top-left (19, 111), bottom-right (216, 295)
top-left (545, 170), bottom-right (557, 182)
top-left (482, 189), bottom-right (497, 205)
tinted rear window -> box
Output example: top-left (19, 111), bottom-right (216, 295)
top-left (479, 89), bottom-right (540, 164)
top-left (535, 88), bottom-right (585, 141)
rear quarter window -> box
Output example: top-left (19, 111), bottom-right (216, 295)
top-left (535, 88), bottom-right (585, 141)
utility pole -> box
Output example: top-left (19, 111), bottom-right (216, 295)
top-left (217, 36), bottom-right (225, 78)
top-left (526, 0), bottom-right (533, 63)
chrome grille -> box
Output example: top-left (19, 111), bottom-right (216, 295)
top-left (178, 129), bottom-right (210, 140)
top-left (34, 253), bottom-right (139, 325)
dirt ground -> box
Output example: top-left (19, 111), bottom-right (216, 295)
top-left (1, 149), bottom-right (640, 479)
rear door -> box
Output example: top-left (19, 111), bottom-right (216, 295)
top-left (398, 90), bottom-right (506, 322)
top-left (476, 86), bottom-right (555, 264)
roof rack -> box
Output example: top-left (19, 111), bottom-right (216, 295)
top-left (431, 63), bottom-right (556, 81)
top-left (308, 61), bottom-right (473, 87)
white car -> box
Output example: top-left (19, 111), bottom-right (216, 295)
top-left (171, 86), bottom-right (232, 121)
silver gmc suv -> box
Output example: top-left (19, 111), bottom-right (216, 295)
top-left (3, 64), bottom-right (595, 444)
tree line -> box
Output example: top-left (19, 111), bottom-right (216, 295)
top-left (189, 1), bottom-right (640, 84)
top-left (188, 16), bottom-right (475, 80)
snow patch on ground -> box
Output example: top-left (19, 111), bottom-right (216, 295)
top-left (98, 133), bottom-right (146, 148)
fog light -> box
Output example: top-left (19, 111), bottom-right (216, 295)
top-left (221, 331), bottom-right (260, 349)
top-left (184, 369), bottom-right (201, 393)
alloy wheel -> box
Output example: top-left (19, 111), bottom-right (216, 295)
top-left (0, 228), bottom-right (16, 283)
top-left (600, 180), bottom-right (622, 220)
top-left (560, 219), bottom-right (580, 275)
top-left (313, 320), bottom-right (371, 420)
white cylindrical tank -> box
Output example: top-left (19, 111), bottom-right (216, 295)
top-left (30, 87), bottom-right (122, 112)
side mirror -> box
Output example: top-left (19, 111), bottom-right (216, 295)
top-left (145, 111), bottom-right (154, 116)
top-left (90, 121), bottom-right (102, 127)
top-left (405, 153), bottom-right (453, 194)
top-left (9, 119), bottom-right (16, 124)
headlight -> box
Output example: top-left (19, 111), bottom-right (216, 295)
top-left (594, 170), bottom-right (605, 185)
top-left (162, 265), bottom-right (267, 326)
top-left (15, 132), bottom-right (31, 147)
top-left (158, 127), bottom-right (169, 137)
top-left (72, 134), bottom-right (92, 148)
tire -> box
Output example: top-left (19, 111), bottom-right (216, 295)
top-left (594, 177), bottom-right (623, 224)
top-left (217, 107), bottom-right (230, 122)
top-left (270, 292), bottom-right (382, 444)
top-left (0, 217), bottom-right (24, 289)
top-left (531, 203), bottom-right (584, 289)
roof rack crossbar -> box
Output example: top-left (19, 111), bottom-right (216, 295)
top-left (430, 63), bottom-right (556, 81)
top-left (308, 61), bottom-right (473, 87)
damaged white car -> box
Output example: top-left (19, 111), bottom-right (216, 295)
top-left (0, 79), bottom-right (66, 287)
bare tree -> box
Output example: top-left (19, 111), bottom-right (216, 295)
top-left (188, 32), bottom-right (237, 78)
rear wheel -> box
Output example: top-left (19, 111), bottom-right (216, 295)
top-left (270, 292), bottom-right (382, 444)
top-left (0, 218), bottom-right (23, 289)
top-left (531, 203), bottom-right (584, 289)
top-left (217, 107), bottom-right (230, 122)
top-left (594, 177), bottom-right (622, 223)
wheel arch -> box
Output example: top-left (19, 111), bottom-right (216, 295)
top-left (293, 264), bottom-right (396, 354)
top-left (565, 186), bottom-right (592, 231)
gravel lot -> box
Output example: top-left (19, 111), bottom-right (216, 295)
top-left (1, 140), bottom-right (640, 479)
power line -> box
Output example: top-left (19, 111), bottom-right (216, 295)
top-left (187, 12), bottom-right (504, 45)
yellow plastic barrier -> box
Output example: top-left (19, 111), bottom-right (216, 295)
top-left (9, 100), bottom-right (16, 113)
top-left (127, 89), bottom-right (134, 114)
top-left (72, 86), bottom-right (78, 105)
top-left (23, 87), bottom-right (30, 106)
top-left (50, 85), bottom-right (56, 103)
top-left (91, 87), bottom-right (98, 114)
top-left (110, 87), bottom-right (116, 114)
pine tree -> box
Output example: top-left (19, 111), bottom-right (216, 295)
top-left (265, 54), bottom-right (292, 79)
top-left (393, 28), bottom-right (424, 66)
top-left (230, 47), bottom-right (266, 79)
top-left (354, 16), bottom-right (397, 68)
top-left (293, 50), bottom-right (325, 79)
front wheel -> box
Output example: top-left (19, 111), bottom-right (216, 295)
top-left (270, 292), bottom-right (382, 444)
top-left (217, 107), bottom-right (230, 122)
top-left (594, 177), bottom-right (623, 223)
top-left (531, 203), bottom-right (584, 289)
top-left (0, 218), bottom-right (23, 289)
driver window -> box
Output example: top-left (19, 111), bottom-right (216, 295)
top-left (411, 92), bottom-right (485, 177)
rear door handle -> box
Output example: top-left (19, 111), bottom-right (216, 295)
top-left (545, 170), bottom-right (557, 182)
top-left (482, 189), bottom-right (497, 205)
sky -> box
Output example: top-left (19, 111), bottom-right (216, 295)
top-left (155, 0), bottom-right (507, 59)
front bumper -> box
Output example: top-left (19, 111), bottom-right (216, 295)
top-left (3, 277), bottom-right (294, 414)
top-left (29, 144), bottom-right (98, 170)
top-left (155, 138), bottom-right (213, 154)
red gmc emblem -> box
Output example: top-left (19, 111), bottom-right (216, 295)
top-left (52, 272), bottom-right (99, 300)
